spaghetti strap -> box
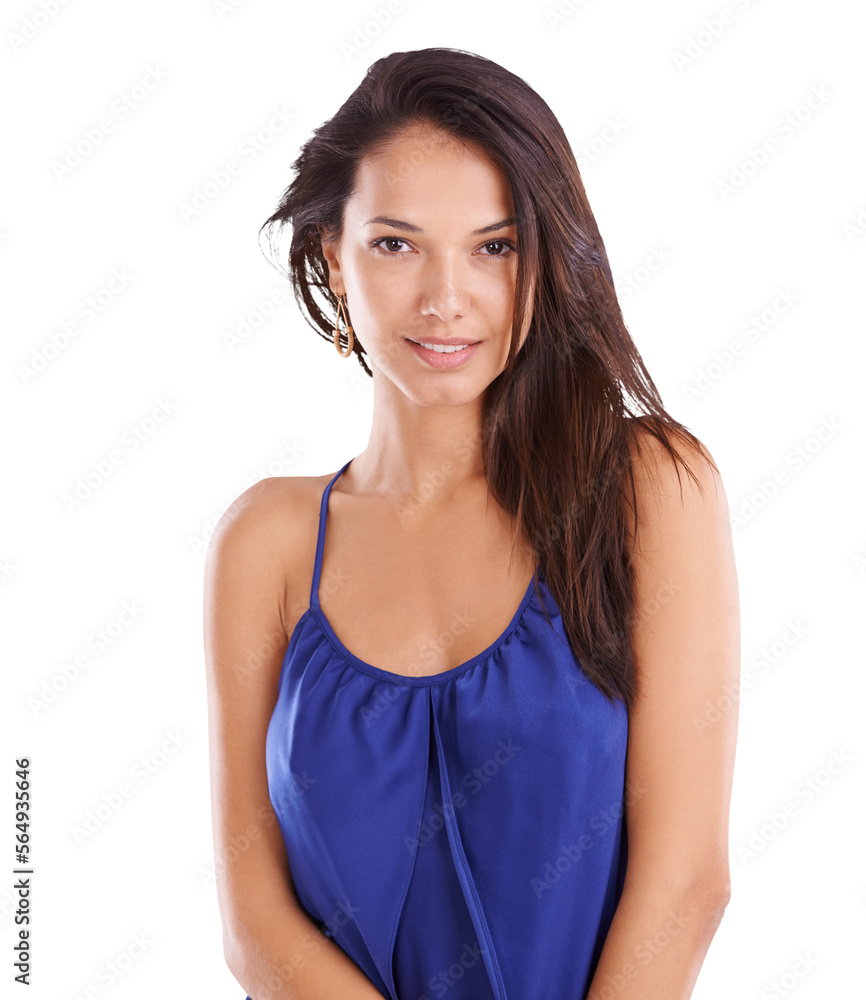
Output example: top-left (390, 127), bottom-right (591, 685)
top-left (309, 458), bottom-right (355, 610)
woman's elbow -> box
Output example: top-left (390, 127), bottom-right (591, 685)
top-left (681, 873), bottom-right (731, 929)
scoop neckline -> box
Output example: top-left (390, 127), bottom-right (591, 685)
top-left (310, 569), bottom-right (540, 687)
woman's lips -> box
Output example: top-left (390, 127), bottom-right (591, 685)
top-left (405, 338), bottom-right (482, 369)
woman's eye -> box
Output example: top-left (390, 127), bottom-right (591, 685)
top-left (371, 237), bottom-right (411, 254)
top-left (477, 240), bottom-right (516, 257)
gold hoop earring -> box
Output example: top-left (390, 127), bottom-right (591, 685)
top-left (333, 293), bottom-right (354, 357)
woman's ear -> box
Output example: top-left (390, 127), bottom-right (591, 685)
top-left (317, 223), bottom-right (343, 293)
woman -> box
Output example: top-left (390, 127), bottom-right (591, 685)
top-left (204, 47), bottom-right (740, 1000)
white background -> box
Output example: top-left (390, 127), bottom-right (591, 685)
top-left (2, 0), bottom-right (864, 997)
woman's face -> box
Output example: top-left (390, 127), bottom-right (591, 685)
top-left (321, 127), bottom-right (533, 406)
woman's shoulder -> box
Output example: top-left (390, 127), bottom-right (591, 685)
top-left (621, 416), bottom-right (728, 557)
top-left (622, 416), bottom-right (729, 573)
top-left (625, 415), bottom-right (721, 499)
top-left (204, 473), bottom-right (339, 641)
top-left (204, 472), bottom-right (332, 567)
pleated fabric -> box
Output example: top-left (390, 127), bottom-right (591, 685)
top-left (257, 458), bottom-right (629, 1000)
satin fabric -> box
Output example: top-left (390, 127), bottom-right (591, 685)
top-left (256, 458), bottom-right (629, 1000)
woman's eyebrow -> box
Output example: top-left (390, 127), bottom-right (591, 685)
top-left (363, 215), bottom-right (518, 235)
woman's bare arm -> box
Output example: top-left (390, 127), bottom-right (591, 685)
top-left (586, 430), bottom-right (739, 999)
top-left (204, 478), bottom-right (386, 1000)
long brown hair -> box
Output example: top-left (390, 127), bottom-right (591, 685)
top-left (259, 47), bottom-right (712, 712)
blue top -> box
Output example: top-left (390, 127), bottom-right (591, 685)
top-left (257, 458), bottom-right (629, 1000)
